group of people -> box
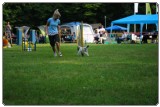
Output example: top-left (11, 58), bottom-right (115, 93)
top-left (116, 31), bottom-right (129, 44)
top-left (94, 25), bottom-right (108, 44)
top-left (93, 26), bottom-right (133, 44)
top-left (36, 34), bottom-right (46, 44)
top-left (61, 32), bottom-right (76, 43)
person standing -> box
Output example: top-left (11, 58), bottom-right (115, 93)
top-left (99, 25), bottom-right (105, 44)
top-left (5, 21), bottom-right (12, 46)
top-left (100, 31), bottom-right (108, 44)
top-left (45, 9), bottom-right (62, 57)
top-left (99, 25), bottom-right (105, 37)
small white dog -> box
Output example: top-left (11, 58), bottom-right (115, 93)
top-left (77, 45), bottom-right (89, 56)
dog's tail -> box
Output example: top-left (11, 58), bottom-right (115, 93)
top-left (86, 45), bottom-right (89, 48)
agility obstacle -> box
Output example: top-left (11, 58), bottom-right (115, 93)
top-left (80, 21), bottom-right (84, 47)
top-left (23, 30), bottom-right (36, 51)
top-left (77, 21), bottom-right (84, 47)
top-left (77, 21), bottom-right (89, 56)
top-left (17, 28), bottom-right (36, 51)
top-left (22, 38), bottom-right (36, 51)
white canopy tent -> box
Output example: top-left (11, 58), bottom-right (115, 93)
top-left (61, 22), bottom-right (95, 43)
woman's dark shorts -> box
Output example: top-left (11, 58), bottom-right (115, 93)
top-left (48, 34), bottom-right (60, 47)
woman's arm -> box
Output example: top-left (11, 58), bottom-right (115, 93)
top-left (58, 25), bottom-right (61, 34)
top-left (45, 22), bottom-right (49, 35)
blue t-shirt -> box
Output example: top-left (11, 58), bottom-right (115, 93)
top-left (47, 18), bottom-right (60, 36)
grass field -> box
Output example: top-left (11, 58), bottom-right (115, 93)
top-left (3, 43), bottom-right (158, 105)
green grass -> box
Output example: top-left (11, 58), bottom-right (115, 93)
top-left (3, 43), bottom-right (158, 105)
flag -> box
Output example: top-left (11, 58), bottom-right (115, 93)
top-left (146, 3), bottom-right (152, 14)
top-left (134, 3), bottom-right (139, 13)
top-left (156, 3), bottom-right (158, 14)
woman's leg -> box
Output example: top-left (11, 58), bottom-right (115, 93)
top-left (49, 36), bottom-right (56, 53)
top-left (55, 34), bottom-right (62, 56)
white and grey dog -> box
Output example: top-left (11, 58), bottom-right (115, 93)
top-left (77, 45), bottom-right (89, 56)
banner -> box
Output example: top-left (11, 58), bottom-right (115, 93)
top-left (156, 3), bottom-right (158, 14)
top-left (134, 3), bottom-right (139, 13)
top-left (146, 3), bottom-right (152, 14)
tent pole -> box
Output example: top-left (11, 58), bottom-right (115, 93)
top-left (104, 16), bottom-right (106, 28)
top-left (140, 23), bottom-right (144, 44)
top-left (110, 23), bottom-right (113, 37)
top-left (134, 24), bottom-right (136, 33)
top-left (127, 24), bottom-right (130, 33)
top-left (134, 13), bottom-right (136, 33)
top-left (146, 24), bottom-right (147, 30)
top-left (156, 23), bottom-right (158, 31)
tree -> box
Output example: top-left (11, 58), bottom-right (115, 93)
top-left (3, 3), bottom-right (155, 31)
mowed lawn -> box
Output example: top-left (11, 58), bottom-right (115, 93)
top-left (3, 43), bottom-right (158, 105)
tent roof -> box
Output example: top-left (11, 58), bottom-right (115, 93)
top-left (112, 14), bottom-right (158, 24)
top-left (38, 25), bottom-right (46, 35)
top-left (63, 22), bottom-right (80, 26)
top-left (62, 22), bottom-right (91, 26)
top-left (106, 25), bottom-right (127, 31)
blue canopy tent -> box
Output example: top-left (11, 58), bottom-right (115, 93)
top-left (106, 25), bottom-right (127, 31)
top-left (111, 14), bottom-right (158, 43)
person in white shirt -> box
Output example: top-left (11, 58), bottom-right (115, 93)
top-left (99, 25), bottom-right (105, 37)
top-left (99, 25), bottom-right (106, 43)
top-left (100, 31), bottom-right (108, 44)
top-left (121, 31), bottom-right (127, 39)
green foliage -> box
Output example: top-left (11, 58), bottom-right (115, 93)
top-left (3, 3), bottom-right (157, 30)
top-left (3, 44), bottom-right (158, 105)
